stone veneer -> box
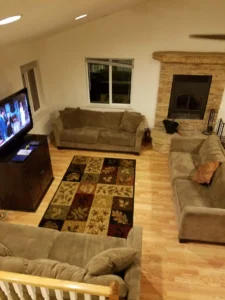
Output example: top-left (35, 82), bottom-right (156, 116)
top-left (153, 51), bottom-right (225, 131)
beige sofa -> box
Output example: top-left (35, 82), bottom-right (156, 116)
top-left (0, 222), bottom-right (142, 300)
top-left (52, 108), bottom-right (145, 154)
top-left (169, 135), bottom-right (225, 243)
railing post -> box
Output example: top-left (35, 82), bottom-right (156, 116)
top-left (109, 281), bottom-right (119, 300)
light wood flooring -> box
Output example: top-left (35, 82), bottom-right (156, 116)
top-left (1, 144), bottom-right (225, 300)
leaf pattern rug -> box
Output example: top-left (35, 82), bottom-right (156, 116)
top-left (39, 156), bottom-right (136, 238)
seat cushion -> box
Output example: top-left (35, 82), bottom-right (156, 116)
top-left (80, 109), bottom-right (103, 127)
top-left (174, 179), bottom-right (213, 212)
top-left (199, 135), bottom-right (225, 163)
top-left (60, 127), bottom-right (100, 144)
top-left (102, 111), bottom-right (123, 129)
top-left (98, 128), bottom-right (135, 147)
top-left (169, 152), bottom-right (201, 182)
top-left (27, 259), bottom-right (87, 282)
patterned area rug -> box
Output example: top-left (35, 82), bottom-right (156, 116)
top-left (39, 156), bottom-right (136, 238)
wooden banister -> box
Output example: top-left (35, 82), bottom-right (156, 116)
top-left (0, 271), bottom-right (120, 299)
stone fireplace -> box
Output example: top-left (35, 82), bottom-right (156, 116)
top-left (153, 51), bottom-right (225, 132)
top-left (168, 74), bottom-right (212, 120)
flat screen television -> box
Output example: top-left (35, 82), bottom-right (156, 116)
top-left (0, 88), bottom-right (33, 154)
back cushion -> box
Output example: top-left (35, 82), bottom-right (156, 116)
top-left (210, 163), bottom-right (225, 208)
top-left (0, 223), bottom-right (59, 260)
top-left (59, 108), bottom-right (83, 129)
top-left (80, 109), bottom-right (102, 127)
top-left (199, 135), bottom-right (225, 163)
top-left (49, 232), bottom-right (126, 268)
top-left (102, 112), bottom-right (123, 128)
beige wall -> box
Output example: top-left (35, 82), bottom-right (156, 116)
top-left (1, 0), bottom-right (225, 133)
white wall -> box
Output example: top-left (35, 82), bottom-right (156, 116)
top-left (1, 0), bottom-right (225, 132)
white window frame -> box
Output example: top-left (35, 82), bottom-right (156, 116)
top-left (20, 61), bottom-right (48, 121)
top-left (86, 58), bottom-right (134, 108)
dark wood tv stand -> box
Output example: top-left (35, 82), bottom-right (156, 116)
top-left (0, 134), bottom-right (54, 212)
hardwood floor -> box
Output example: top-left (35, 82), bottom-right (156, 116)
top-left (1, 144), bottom-right (225, 299)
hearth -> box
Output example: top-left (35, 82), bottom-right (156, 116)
top-left (168, 75), bottom-right (212, 120)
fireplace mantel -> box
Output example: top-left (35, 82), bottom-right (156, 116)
top-left (153, 51), bottom-right (225, 132)
top-left (153, 51), bottom-right (225, 65)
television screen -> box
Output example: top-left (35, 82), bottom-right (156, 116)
top-left (0, 88), bottom-right (33, 152)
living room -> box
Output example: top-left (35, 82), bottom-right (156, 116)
top-left (1, 0), bottom-right (225, 299)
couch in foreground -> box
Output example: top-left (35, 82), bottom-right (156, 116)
top-left (169, 135), bottom-right (225, 243)
top-left (52, 108), bottom-right (145, 154)
top-left (0, 223), bottom-right (142, 300)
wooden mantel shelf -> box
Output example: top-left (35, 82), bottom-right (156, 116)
top-left (153, 51), bottom-right (225, 64)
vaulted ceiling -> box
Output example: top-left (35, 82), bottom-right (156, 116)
top-left (0, 0), bottom-right (147, 47)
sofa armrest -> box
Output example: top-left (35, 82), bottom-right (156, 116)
top-left (52, 116), bottom-right (63, 147)
top-left (135, 119), bottom-right (145, 154)
top-left (179, 206), bottom-right (225, 243)
top-left (170, 138), bottom-right (205, 154)
top-left (124, 226), bottom-right (143, 300)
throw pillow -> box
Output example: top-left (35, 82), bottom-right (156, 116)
top-left (86, 248), bottom-right (137, 276)
top-left (192, 161), bottom-right (220, 184)
top-left (59, 108), bottom-right (82, 129)
top-left (120, 111), bottom-right (143, 133)
top-left (0, 243), bottom-right (12, 257)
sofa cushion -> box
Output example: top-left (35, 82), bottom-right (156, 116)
top-left (0, 223), bottom-right (59, 260)
top-left (102, 112), bottom-right (123, 129)
top-left (27, 259), bottom-right (87, 282)
top-left (84, 274), bottom-right (128, 298)
top-left (210, 163), bottom-right (225, 208)
top-left (0, 257), bottom-right (29, 273)
top-left (80, 109), bottom-right (102, 127)
top-left (59, 108), bottom-right (83, 129)
top-left (98, 128), bottom-right (135, 147)
top-left (86, 248), bottom-right (137, 276)
top-left (120, 111), bottom-right (143, 133)
top-left (60, 127), bottom-right (99, 144)
top-left (0, 243), bottom-right (12, 256)
top-left (192, 161), bottom-right (220, 184)
top-left (199, 135), bottom-right (225, 163)
top-left (169, 152), bottom-right (201, 183)
top-left (174, 179), bottom-right (213, 212)
top-left (48, 232), bottom-right (126, 268)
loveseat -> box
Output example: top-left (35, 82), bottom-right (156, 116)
top-left (169, 134), bottom-right (225, 243)
top-left (52, 108), bottom-right (145, 154)
top-left (0, 222), bottom-right (142, 300)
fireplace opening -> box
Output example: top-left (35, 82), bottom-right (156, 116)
top-left (168, 75), bottom-right (212, 119)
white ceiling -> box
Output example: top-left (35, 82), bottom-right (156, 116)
top-left (0, 0), bottom-right (147, 47)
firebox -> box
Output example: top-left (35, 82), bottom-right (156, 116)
top-left (167, 75), bottom-right (212, 119)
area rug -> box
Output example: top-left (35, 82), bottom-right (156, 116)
top-left (39, 156), bottom-right (136, 238)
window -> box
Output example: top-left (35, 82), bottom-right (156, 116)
top-left (86, 58), bottom-right (133, 105)
top-left (20, 61), bottom-right (45, 116)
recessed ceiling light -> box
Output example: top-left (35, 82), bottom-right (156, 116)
top-left (0, 15), bottom-right (22, 26)
top-left (75, 14), bottom-right (87, 20)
